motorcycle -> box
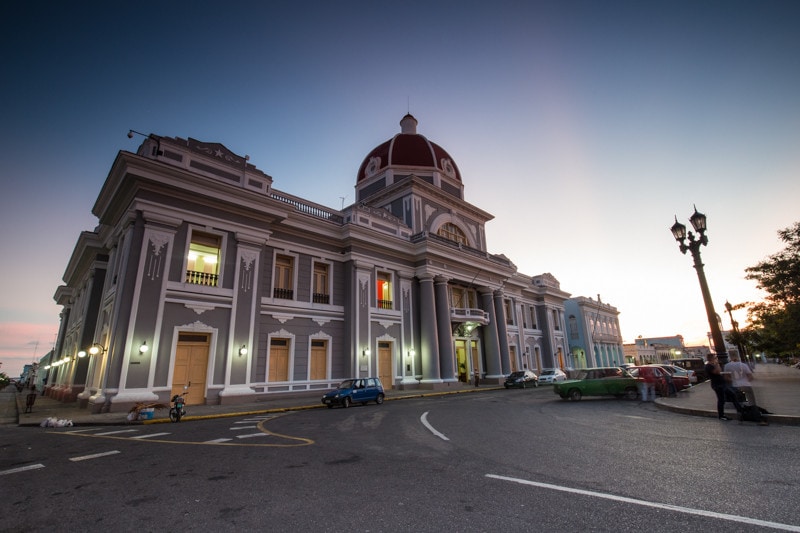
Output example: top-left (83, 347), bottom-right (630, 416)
top-left (169, 383), bottom-right (190, 422)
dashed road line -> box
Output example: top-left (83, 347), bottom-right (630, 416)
top-left (420, 411), bottom-right (449, 441)
top-left (93, 429), bottom-right (139, 436)
top-left (204, 438), bottom-right (233, 443)
top-left (1, 464), bottom-right (45, 476)
top-left (236, 432), bottom-right (268, 439)
top-left (130, 432), bottom-right (171, 439)
top-left (69, 450), bottom-right (121, 462)
top-left (487, 474), bottom-right (800, 532)
top-left (230, 426), bottom-right (258, 430)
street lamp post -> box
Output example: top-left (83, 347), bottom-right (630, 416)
top-left (725, 300), bottom-right (749, 366)
top-left (670, 206), bottom-right (729, 365)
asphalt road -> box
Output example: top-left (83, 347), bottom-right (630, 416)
top-left (2, 387), bottom-right (798, 532)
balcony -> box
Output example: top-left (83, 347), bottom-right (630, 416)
top-left (185, 270), bottom-right (219, 287)
top-left (450, 307), bottom-right (489, 324)
top-left (377, 299), bottom-right (393, 310)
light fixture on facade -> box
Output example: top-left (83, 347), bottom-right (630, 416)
top-left (363, 348), bottom-right (370, 358)
top-left (138, 341), bottom-right (149, 355)
top-left (407, 349), bottom-right (415, 359)
top-left (88, 343), bottom-right (105, 356)
top-left (239, 345), bottom-right (248, 356)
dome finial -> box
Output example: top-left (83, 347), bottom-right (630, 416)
top-left (400, 113), bottom-right (418, 134)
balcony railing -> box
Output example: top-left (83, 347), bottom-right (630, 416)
top-left (313, 293), bottom-right (330, 304)
top-left (377, 299), bottom-right (393, 310)
top-left (273, 287), bottom-right (294, 300)
top-left (185, 270), bottom-right (219, 287)
top-left (450, 307), bottom-right (489, 323)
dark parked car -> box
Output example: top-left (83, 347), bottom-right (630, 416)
top-left (553, 367), bottom-right (638, 401)
top-left (672, 358), bottom-right (707, 382)
top-left (322, 377), bottom-right (385, 408)
top-left (504, 370), bottom-right (539, 388)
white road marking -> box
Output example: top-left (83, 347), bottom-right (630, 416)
top-left (420, 411), bottom-right (449, 441)
top-left (93, 429), bottom-right (138, 436)
top-left (205, 438), bottom-right (233, 443)
top-left (230, 426), bottom-right (258, 430)
top-left (130, 432), bottom-right (171, 439)
top-left (487, 474), bottom-right (800, 532)
top-left (69, 450), bottom-right (121, 462)
top-left (236, 433), bottom-right (268, 439)
top-left (1, 464), bottom-right (45, 476)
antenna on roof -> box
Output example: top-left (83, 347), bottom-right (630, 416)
top-left (339, 195), bottom-right (347, 210)
top-left (407, 96), bottom-right (410, 114)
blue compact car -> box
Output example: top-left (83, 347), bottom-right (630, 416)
top-left (322, 377), bottom-right (385, 408)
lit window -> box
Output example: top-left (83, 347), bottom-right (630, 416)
top-left (313, 262), bottom-right (330, 304)
top-left (437, 222), bottom-right (468, 245)
top-left (186, 231), bottom-right (220, 286)
top-left (377, 271), bottom-right (392, 309)
top-left (274, 254), bottom-right (294, 299)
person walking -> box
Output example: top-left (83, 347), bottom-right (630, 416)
top-left (706, 353), bottom-right (742, 420)
top-left (725, 353), bottom-right (756, 404)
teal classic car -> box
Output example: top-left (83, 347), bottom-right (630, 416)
top-left (553, 367), bottom-right (638, 401)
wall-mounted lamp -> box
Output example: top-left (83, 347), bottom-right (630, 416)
top-left (138, 341), bottom-right (149, 355)
top-left (239, 344), bottom-right (248, 356)
top-left (407, 349), bottom-right (415, 359)
top-left (88, 343), bottom-right (105, 356)
top-left (362, 348), bottom-right (371, 358)
top-left (127, 129), bottom-right (163, 156)
top-left (77, 350), bottom-right (87, 358)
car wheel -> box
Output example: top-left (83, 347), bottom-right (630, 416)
top-left (327, 404), bottom-right (333, 409)
top-left (375, 393), bottom-right (384, 405)
top-left (624, 387), bottom-right (638, 400)
top-left (504, 384), bottom-right (509, 389)
top-left (342, 396), bottom-right (351, 408)
top-left (569, 389), bottom-right (582, 401)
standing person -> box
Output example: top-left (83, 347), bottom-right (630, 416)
top-left (706, 353), bottom-right (742, 420)
top-left (637, 367), bottom-right (656, 402)
top-left (725, 354), bottom-right (756, 405)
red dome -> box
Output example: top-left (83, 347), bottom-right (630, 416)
top-left (357, 114), bottom-right (461, 183)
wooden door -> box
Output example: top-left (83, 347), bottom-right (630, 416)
top-left (378, 342), bottom-right (392, 389)
top-left (172, 333), bottom-right (209, 406)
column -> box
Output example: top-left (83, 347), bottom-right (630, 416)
top-left (494, 290), bottom-right (511, 375)
top-left (435, 276), bottom-right (456, 382)
top-left (480, 288), bottom-right (502, 379)
top-left (418, 274), bottom-right (441, 383)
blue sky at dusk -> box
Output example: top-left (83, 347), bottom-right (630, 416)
top-left (1, 1), bottom-right (799, 376)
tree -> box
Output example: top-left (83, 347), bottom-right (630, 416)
top-left (743, 221), bottom-right (800, 359)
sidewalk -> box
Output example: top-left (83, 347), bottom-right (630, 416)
top-left (655, 363), bottom-right (800, 425)
top-left (0, 381), bottom-right (502, 427)
top-left (2, 364), bottom-right (798, 427)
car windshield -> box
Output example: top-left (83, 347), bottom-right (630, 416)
top-left (509, 372), bottom-right (525, 378)
top-left (541, 370), bottom-right (554, 376)
top-left (338, 380), bottom-right (355, 389)
top-left (574, 370), bottom-right (590, 380)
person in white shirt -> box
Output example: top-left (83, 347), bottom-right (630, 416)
top-left (725, 354), bottom-right (755, 404)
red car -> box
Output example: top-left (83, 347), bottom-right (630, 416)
top-left (650, 364), bottom-right (692, 391)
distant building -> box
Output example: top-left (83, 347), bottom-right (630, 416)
top-left (46, 115), bottom-right (585, 413)
top-left (565, 296), bottom-right (624, 368)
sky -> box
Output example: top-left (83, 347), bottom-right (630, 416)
top-left (1, 1), bottom-right (798, 377)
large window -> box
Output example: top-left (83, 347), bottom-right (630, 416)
top-left (186, 231), bottom-right (220, 286)
top-left (273, 254), bottom-right (294, 299)
top-left (313, 262), bottom-right (330, 304)
top-left (504, 299), bottom-right (514, 325)
top-left (450, 286), bottom-right (477, 308)
top-left (437, 222), bottom-right (468, 245)
top-left (377, 271), bottom-right (392, 309)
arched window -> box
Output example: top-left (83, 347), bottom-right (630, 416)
top-left (437, 222), bottom-right (468, 245)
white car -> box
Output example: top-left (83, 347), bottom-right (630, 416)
top-left (537, 368), bottom-right (567, 384)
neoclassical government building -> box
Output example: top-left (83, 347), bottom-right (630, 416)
top-left (45, 114), bottom-right (622, 412)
